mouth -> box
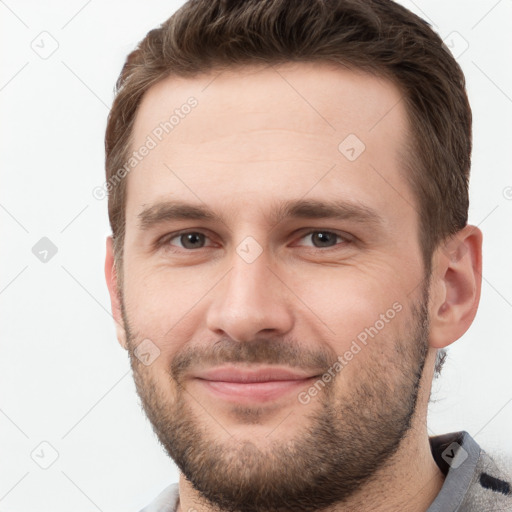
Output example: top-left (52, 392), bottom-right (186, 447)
top-left (191, 366), bottom-right (321, 403)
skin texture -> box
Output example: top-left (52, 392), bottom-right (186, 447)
top-left (105, 62), bottom-right (483, 512)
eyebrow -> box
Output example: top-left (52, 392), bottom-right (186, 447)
top-left (137, 198), bottom-right (384, 231)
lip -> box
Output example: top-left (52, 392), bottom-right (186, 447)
top-left (191, 366), bottom-right (321, 403)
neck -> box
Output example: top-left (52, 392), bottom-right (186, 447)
top-left (341, 424), bottom-right (446, 512)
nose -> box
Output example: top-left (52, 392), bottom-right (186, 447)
top-left (206, 246), bottom-right (294, 342)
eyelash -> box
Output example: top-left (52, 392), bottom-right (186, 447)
top-left (156, 229), bottom-right (354, 253)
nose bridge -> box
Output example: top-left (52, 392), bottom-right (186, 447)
top-left (206, 236), bottom-right (294, 341)
top-left (230, 241), bottom-right (271, 303)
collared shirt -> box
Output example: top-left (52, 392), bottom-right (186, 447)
top-left (139, 431), bottom-right (512, 512)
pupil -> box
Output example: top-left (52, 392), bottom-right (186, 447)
top-left (182, 233), bottom-right (204, 249)
top-left (314, 232), bottom-right (335, 247)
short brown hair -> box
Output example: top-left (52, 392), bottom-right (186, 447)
top-left (105, 0), bottom-right (471, 285)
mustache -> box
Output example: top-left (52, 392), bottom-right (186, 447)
top-left (169, 336), bottom-right (337, 381)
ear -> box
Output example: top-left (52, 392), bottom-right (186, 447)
top-left (105, 236), bottom-right (128, 350)
top-left (428, 225), bottom-right (483, 349)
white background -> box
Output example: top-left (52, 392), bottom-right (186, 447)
top-left (1, 1), bottom-right (511, 511)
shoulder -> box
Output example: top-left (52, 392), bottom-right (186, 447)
top-left (459, 447), bottom-right (512, 511)
top-left (428, 431), bottom-right (512, 512)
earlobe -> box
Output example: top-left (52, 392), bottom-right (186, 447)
top-left (114, 320), bottom-right (128, 351)
top-left (105, 236), bottom-right (128, 350)
top-left (428, 225), bottom-right (483, 349)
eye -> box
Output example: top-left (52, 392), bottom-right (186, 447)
top-left (295, 230), bottom-right (351, 249)
top-left (157, 229), bottom-right (352, 252)
top-left (164, 231), bottom-right (215, 250)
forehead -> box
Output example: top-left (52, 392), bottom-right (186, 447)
top-left (127, 62), bottom-right (415, 229)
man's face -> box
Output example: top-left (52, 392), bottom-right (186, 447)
top-left (115, 62), bottom-right (434, 511)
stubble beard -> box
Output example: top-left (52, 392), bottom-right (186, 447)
top-left (122, 285), bottom-right (430, 512)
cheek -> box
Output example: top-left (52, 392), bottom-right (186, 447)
top-left (122, 251), bottom-right (411, 369)
top-left (287, 267), bottom-right (409, 379)
top-left (122, 266), bottom-right (199, 363)
top-left (123, 253), bottom-right (205, 317)
top-left (290, 265), bottom-right (403, 333)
